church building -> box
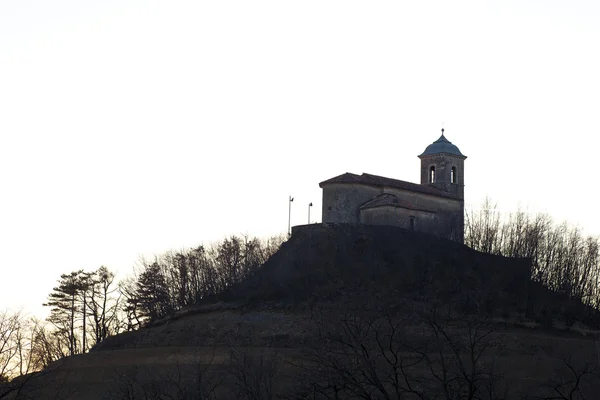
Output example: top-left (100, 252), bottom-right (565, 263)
top-left (319, 130), bottom-right (467, 242)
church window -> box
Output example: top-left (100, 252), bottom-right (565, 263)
top-left (451, 167), bottom-right (456, 184)
top-left (429, 166), bottom-right (436, 183)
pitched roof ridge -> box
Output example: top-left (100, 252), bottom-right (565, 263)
top-left (318, 172), bottom-right (361, 185)
top-left (359, 193), bottom-right (436, 213)
top-left (362, 192), bottom-right (397, 202)
top-left (320, 171), bottom-right (459, 199)
top-left (361, 172), bottom-right (413, 184)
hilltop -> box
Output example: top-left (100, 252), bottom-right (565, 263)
top-left (8, 224), bottom-right (600, 399)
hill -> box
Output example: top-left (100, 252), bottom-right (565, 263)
top-left (6, 224), bottom-right (600, 399)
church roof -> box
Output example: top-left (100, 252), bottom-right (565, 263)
top-left (359, 193), bottom-right (436, 213)
top-left (319, 172), bottom-right (459, 199)
top-left (419, 131), bottom-right (466, 158)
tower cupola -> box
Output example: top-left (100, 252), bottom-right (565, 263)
top-left (419, 130), bottom-right (465, 157)
top-left (418, 129), bottom-right (467, 198)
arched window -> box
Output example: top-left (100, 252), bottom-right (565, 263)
top-left (451, 166), bottom-right (456, 184)
top-left (429, 166), bottom-right (435, 183)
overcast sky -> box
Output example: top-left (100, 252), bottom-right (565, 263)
top-left (1, 0), bottom-right (599, 315)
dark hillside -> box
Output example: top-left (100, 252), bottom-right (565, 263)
top-left (15, 224), bottom-right (600, 399)
top-left (219, 224), bottom-right (529, 304)
top-left (95, 223), bottom-right (600, 354)
top-left (211, 223), bottom-right (598, 326)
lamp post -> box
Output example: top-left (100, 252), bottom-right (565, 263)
top-left (288, 196), bottom-right (294, 237)
top-left (308, 202), bottom-right (312, 224)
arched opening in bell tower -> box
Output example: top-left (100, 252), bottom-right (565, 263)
top-left (429, 166), bottom-right (436, 183)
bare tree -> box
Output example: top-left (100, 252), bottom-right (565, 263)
top-left (0, 313), bottom-right (70, 399)
top-left (28, 320), bottom-right (69, 372)
top-left (229, 347), bottom-right (279, 400)
top-left (423, 308), bottom-right (506, 400)
top-left (188, 245), bottom-right (221, 302)
top-left (297, 303), bottom-right (507, 400)
top-left (119, 234), bottom-right (286, 326)
top-left (465, 197), bottom-right (502, 255)
top-left (0, 310), bottom-right (23, 380)
top-left (537, 357), bottom-right (599, 400)
top-left (85, 266), bottom-right (121, 347)
top-left (215, 236), bottom-right (243, 289)
top-left (104, 348), bottom-right (229, 400)
top-left (465, 199), bottom-right (600, 312)
top-left (119, 276), bottom-right (144, 331)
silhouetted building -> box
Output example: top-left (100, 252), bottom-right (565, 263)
top-left (319, 130), bottom-right (466, 242)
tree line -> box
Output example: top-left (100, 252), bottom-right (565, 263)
top-left (120, 234), bottom-right (284, 328)
top-left (0, 233), bottom-right (285, 386)
top-left (4, 197), bottom-right (600, 393)
top-left (465, 198), bottom-right (600, 309)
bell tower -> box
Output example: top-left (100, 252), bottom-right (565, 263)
top-left (418, 129), bottom-right (467, 198)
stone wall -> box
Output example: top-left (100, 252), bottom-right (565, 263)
top-left (321, 183), bottom-right (380, 223)
top-left (321, 182), bottom-right (464, 242)
top-left (378, 187), bottom-right (463, 241)
top-left (359, 206), bottom-right (437, 234)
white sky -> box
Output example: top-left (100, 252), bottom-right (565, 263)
top-left (1, 0), bottom-right (600, 315)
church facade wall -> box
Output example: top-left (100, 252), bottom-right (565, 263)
top-left (381, 186), bottom-right (463, 241)
top-left (322, 183), bottom-right (381, 223)
top-left (322, 183), bottom-right (464, 242)
top-left (381, 187), bottom-right (460, 213)
top-left (360, 206), bottom-right (437, 234)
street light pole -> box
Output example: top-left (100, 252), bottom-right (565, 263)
top-left (308, 202), bottom-right (312, 224)
top-left (288, 196), bottom-right (294, 237)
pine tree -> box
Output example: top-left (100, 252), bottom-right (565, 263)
top-left (43, 270), bottom-right (85, 356)
top-left (130, 262), bottom-right (173, 322)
